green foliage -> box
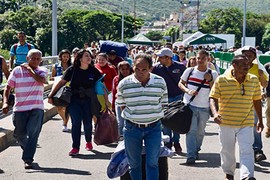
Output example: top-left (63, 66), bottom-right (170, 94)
top-left (0, 5), bottom-right (143, 55)
top-left (262, 23), bottom-right (270, 50)
top-left (164, 26), bottom-right (180, 42)
top-left (0, 29), bottom-right (17, 50)
top-left (0, 49), bottom-right (10, 60)
top-left (145, 31), bottom-right (163, 41)
top-left (199, 7), bottom-right (270, 48)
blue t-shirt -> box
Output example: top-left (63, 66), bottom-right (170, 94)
top-left (152, 61), bottom-right (186, 98)
top-left (10, 42), bottom-right (35, 65)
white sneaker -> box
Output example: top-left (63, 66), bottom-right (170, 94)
top-left (62, 125), bottom-right (68, 132)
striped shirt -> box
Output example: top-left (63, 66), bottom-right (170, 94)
top-left (181, 67), bottom-right (218, 107)
top-left (117, 73), bottom-right (168, 124)
top-left (209, 70), bottom-right (261, 127)
top-left (8, 66), bottom-right (48, 112)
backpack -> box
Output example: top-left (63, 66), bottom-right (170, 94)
top-left (13, 43), bottom-right (32, 55)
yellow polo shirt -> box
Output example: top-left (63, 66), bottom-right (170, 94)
top-left (209, 70), bottom-right (261, 127)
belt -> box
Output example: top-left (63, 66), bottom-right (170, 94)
top-left (127, 120), bottom-right (159, 128)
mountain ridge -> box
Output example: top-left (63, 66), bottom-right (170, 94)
top-left (58, 0), bottom-right (270, 22)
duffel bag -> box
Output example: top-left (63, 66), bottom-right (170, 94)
top-left (161, 100), bottom-right (192, 134)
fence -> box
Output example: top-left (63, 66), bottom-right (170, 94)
top-left (213, 52), bottom-right (270, 74)
top-left (0, 56), bottom-right (58, 103)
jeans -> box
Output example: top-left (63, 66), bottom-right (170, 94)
top-left (124, 120), bottom-right (162, 180)
top-left (68, 97), bottom-right (93, 149)
top-left (219, 126), bottom-right (254, 179)
top-left (162, 95), bottom-right (183, 145)
top-left (116, 105), bottom-right (124, 136)
top-left (253, 110), bottom-right (263, 152)
top-left (13, 109), bottom-right (44, 163)
top-left (186, 105), bottom-right (209, 159)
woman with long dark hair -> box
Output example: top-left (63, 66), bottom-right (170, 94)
top-left (48, 49), bottom-right (102, 156)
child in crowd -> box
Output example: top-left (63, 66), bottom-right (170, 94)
top-left (51, 49), bottom-right (72, 132)
top-left (187, 56), bottom-right (197, 67)
top-left (111, 61), bottom-right (132, 139)
top-left (93, 74), bottom-right (111, 125)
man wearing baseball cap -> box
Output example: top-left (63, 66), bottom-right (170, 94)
top-left (152, 47), bottom-right (186, 154)
top-left (242, 45), bottom-right (268, 163)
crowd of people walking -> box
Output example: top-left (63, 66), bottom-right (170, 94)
top-left (1, 31), bottom-right (270, 180)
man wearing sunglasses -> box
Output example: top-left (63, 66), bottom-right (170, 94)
top-left (209, 55), bottom-right (264, 180)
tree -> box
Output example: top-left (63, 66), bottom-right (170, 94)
top-left (145, 31), bottom-right (163, 41)
top-left (58, 10), bottom-right (89, 50)
top-left (262, 23), bottom-right (270, 50)
top-left (0, 28), bottom-right (17, 50)
top-left (35, 27), bottom-right (51, 55)
top-left (164, 26), bottom-right (180, 42)
top-left (199, 8), bottom-right (242, 47)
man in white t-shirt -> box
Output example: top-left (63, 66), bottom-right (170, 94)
top-left (179, 50), bottom-right (218, 165)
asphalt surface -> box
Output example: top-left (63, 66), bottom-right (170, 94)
top-left (0, 112), bottom-right (269, 180)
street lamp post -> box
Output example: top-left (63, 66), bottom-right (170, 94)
top-left (179, 1), bottom-right (190, 40)
top-left (52, 0), bottom-right (57, 55)
top-left (242, 0), bottom-right (247, 47)
top-left (121, 0), bottom-right (124, 43)
top-left (133, 0), bottom-right (137, 36)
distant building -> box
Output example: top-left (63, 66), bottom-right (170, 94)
top-left (140, 7), bottom-right (199, 35)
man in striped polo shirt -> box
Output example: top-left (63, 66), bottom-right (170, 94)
top-left (209, 55), bottom-right (264, 180)
top-left (2, 49), bottom-right (47, 169)
top-left (117, 54), bottom-right (168, 180)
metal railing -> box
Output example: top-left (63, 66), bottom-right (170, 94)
top-left (0, 56), bottom-right (59, 107)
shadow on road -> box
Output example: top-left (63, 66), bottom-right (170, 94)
top-left (0, 169), bottom-right (4, 174)
top-left (26, 163), bottom-right (92, 175)
top-left (179, 153), bottom-right (221, 168)
top-left (72, 150), bottom-right (112, 160)
top-left (205, 131), bottom-right (219, 136)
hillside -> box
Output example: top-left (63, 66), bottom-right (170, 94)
top-left (57, 0), bottom-right (270, 22)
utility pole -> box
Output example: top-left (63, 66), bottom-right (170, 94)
top-left (197, 0), bottom-right (200, 29)
top-left (242, 0), bottom-right (247, 47)
top-left (121, 0), bottom-right (124, 42)
top-left (52, 0), bottom-right (58, 55)
top-left (133, 0), bottom-right (137, 35)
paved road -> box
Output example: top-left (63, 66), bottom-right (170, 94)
top-left (0, 114), bottom-right (269, 180)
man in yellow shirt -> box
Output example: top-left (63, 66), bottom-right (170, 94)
top-left (210, 55), bottom-right (264, 180)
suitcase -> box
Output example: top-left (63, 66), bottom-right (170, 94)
top-left (120, 155), bottom-right (168, 180)
top-left (99, 40), bottom-right (128, 59)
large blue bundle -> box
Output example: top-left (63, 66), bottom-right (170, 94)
top-left (100, 40), bottom-right (128, 58)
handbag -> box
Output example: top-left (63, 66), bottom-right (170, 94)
top-left (52, 86), bottom-right (72, 107)
top-left (94, 109), bottom-right (119, 145)
top-left (52, 67), bottom-right (75, 107)
top-left (161, 68), bottom-right (212, 134)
